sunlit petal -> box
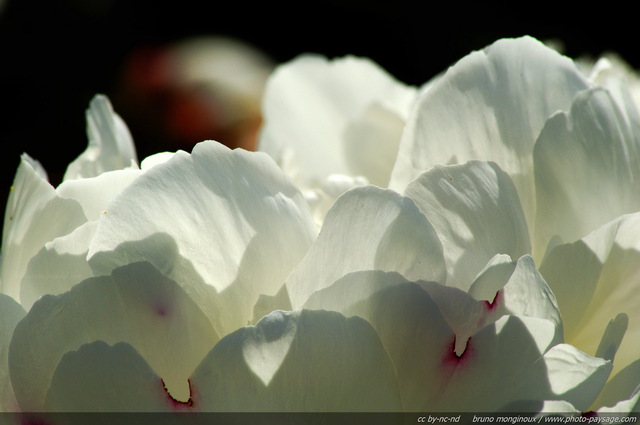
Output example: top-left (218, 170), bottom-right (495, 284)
top-left (539, 213), bottom-right (640, 376)
top-left (285, 186), bottom-right (444, 309)
top-left (404, 161), bottom-right (530, 291)
top-left (88, 141), bottom-right (316, 335)
top-left (533, 88), bottom-right (640, 258)
top-left (259, 54), bottom-right (417, 188)
top-left (63, 94), bottom-right (138, 181)
top-left (1, 155), bottom-right (86, 301)
top-left (391, 36), bottom-right (590, 228)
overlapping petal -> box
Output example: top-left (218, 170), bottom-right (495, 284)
top-left (87, 141), bottom-right (317, 336)
top-left (533, 88), bottom-right (640, 258)
top-left (390, 36), bottom-right (590, 229)
top-left (0, 155), bottom-right (86, 301)
top-left (259, 54), bottom-right (417, 189)
top-left (404, 161), bottom-right (530, 291)
top-left (191, 309), bottom-right (401, 411)
top-left (44, 341), bottom-right (175, 412)
top-left (9, 262), bottom-right (218, 411)
top-left (285, 185), bottom-right (445, 309)
top-left (63, 94), bottom-right (138, 181)
top-left (303, 271), bottom-right (608, 411)
top-left (539, 213), bottom-right (640, 377)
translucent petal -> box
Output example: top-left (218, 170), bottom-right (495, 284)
top-left (533, 88), bottom-right (640, 259)
top-left (9, 262), bottom-right (218, 411)
top-left (541, 344), bottom-right (612, 411)
top-left (593, 358), bottom-right (640, 410)
top-left (56, 169), bottom-right (142, 221)
top-left (539, 213), bottom-right (640, 376)
top-left (63, 94), bottom-right (138, 181)
top-left (0, 294), bottom-right (25, 412)
top-left (19, 221), bottom-right (97, 310)
top-left (303, 275), bottom-right (571, 411)
top-left (493, 255), bottom-right (562, 336)
top-left (88, 141), bottom-right (316, 336)
top-left (44, 341), bottom-right (175, 412)
top-left (259, 54), bottom-right (417, 188)
top-left (1, 155), bottom-right (86, 301)
top-left (190, 309), bottom-right (401, 411)
top-left (390, 36), bottom-right (590, 228)
top-left (285, 186), bottom-right (444, 309)
top-left (404, 161), bottom-right (530, 291)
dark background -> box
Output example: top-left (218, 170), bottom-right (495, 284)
top-left (0, 0), bottom-right (637, 226)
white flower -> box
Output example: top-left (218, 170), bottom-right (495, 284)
top-left (3, 35), bottom-right (640, 415)
top-left (259, 36), bottom-right (640, 413)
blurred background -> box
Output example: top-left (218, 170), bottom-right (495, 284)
top-left (1, 0), bottom-right (638, 225)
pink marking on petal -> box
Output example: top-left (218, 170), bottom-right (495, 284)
top-left (154, 302), bottom-right (171, 317)
top-left (483, 290), bottom-right (501, 311)
top-left (161, 378), bottom-right (194, 411)
top-left (442, 336), bottom-right (475, 368)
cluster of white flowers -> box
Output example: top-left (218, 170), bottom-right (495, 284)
top-left (2, 36), bottom-right (640, 415)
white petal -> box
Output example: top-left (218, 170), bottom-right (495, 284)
top-left (1, 155), bottom-right (86, 301)
top-left (63, 94), bottom-right (138, 181)
top-left (44, 341), bottom-right (176, 412)
top-left (342, 101), bottom-right (407, 186)
top-left (390, 36), bottom-right (590, 228)
top-left (497, 255), bottom-right (563, 336)
top-left (19, 221), bottom-right (97, 310)
top-left (140, 152), bottom-right (176, 170)
top-left (539, 213), bottom-right (640, 376)
top-left (304, 275), bottom-right (565, 411)
top-left (589, 55), bottom-right (640, 121)
top-left (540, 344), bottom-right (612, 411)
top-left (9, 262), bottom-right (218, 411)
top-left (533, 88), bottom-right (640, 258)
top-left (259, 54), bottom-right (416, 188)
top-left (593, 358), bottom-right (640, 411)
top-left (404, 161), bottom-right (530, 291)
top-left (56, 169), bottom-right (142, 221)
top-left (285, 186), bottom-right (444, 309)
top-left (0, 294), bottom-right (25, 412)
top-left (190, 310), bottom-right (401, 411)
top-left (88, 141), bottom-right (316, 336)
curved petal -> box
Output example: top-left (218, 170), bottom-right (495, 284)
top-left (303, 274), bottom-right (573, 411)
top-left (488, 255), bottom-right (563, 337)
top-left (540, 344), bottom-right (612, 411)
top-left (390, 36), bottom-right (590, 227)
top-left (285, 186), bottom-right (445, 309)
top-left (259, 54), bottom-right (417, 188)
top-left (1, 155), bottom-right (86, 301)
top-left (9, 262), bottom-right (218, 411)
top-left (63, 94), bottom-right (138, 181)
top-left (539, 213), bottom-right (640, 376)
top-left (44, 341), bottom-right (176, 412)
top-left (592, 358), bottom-right (640, 411)
top-left (533, 88), bottom-right (640, 258)
top-left (56, 169), bottom-right (142, 221)
top-left (588, 55), bottom-right (640, 121)
top-left (19, 221), bottom-right (97, 310)
top-left (404, 161), bottom-right (530, 291)
top-left (0, 294), bottom-right (25, 412)
top-left (190, 309), bottom-right (401, 411)
top-left (88, 141), bottom-right (317, 336)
